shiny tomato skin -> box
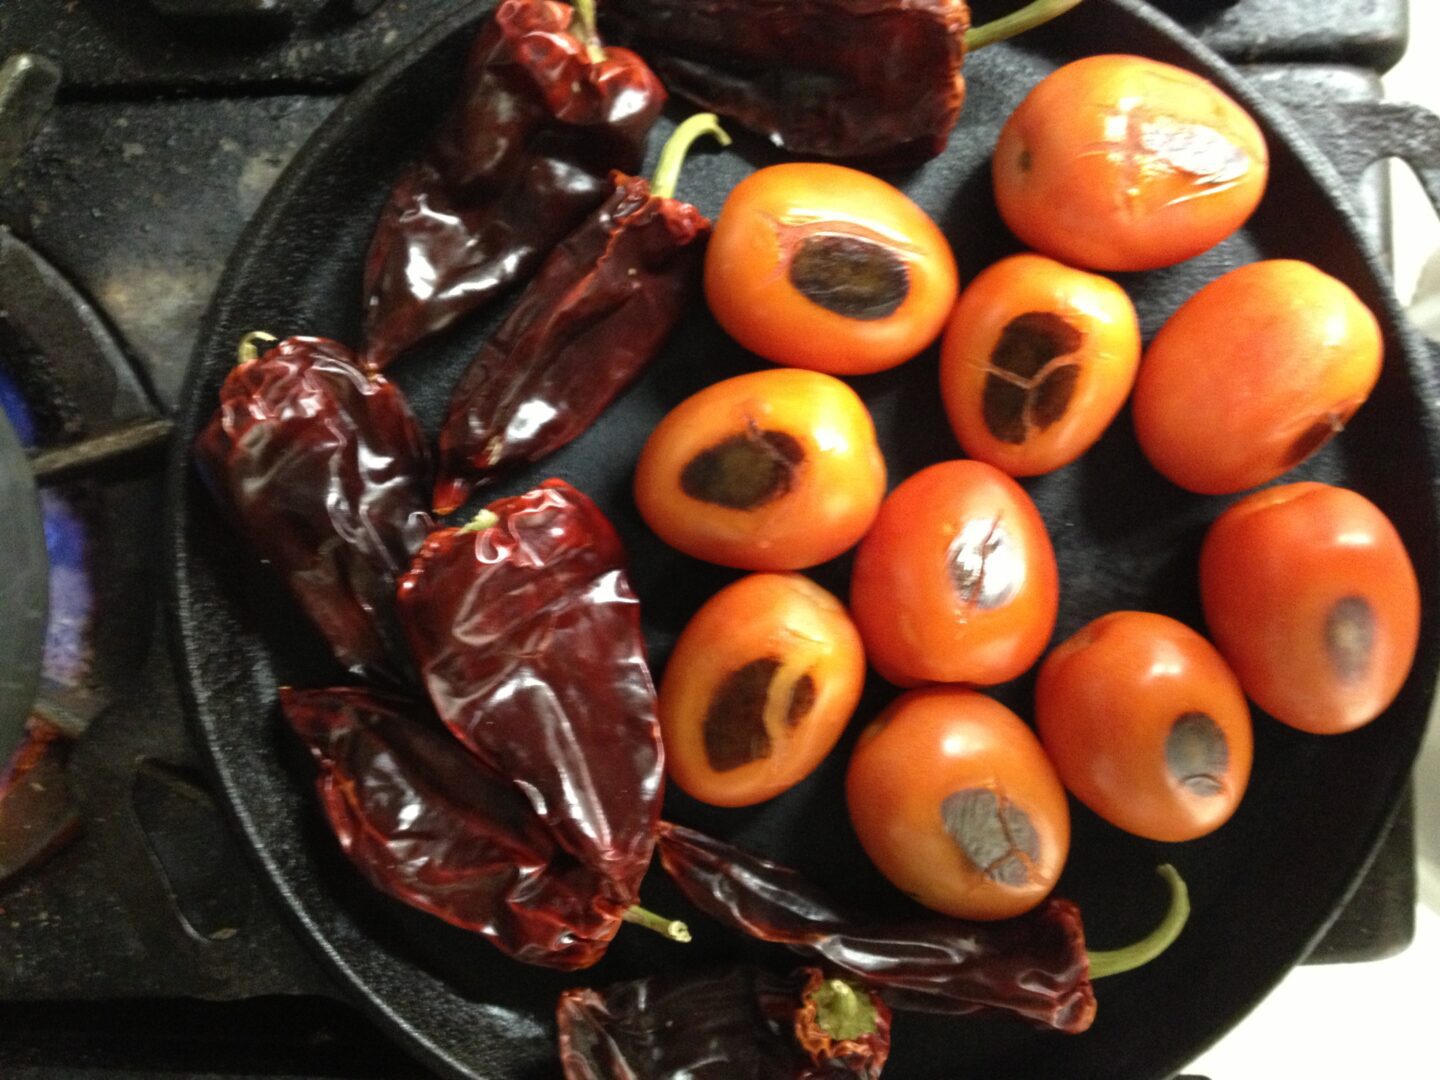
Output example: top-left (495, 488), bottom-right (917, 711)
top-left (939, 253), bottom-right (1141, 476)
top-left (659, 573), bottom-right (866, 807)
top-left (1199, 483), bottom-right (1420, 734)
top-left (1035, 611), bottom-right (1253, 842)
top-left (846, 687), bottom-right (1070, 920)
top-left (1132, 260), bottom-right (1382, 495)
top-left (849, 460), bottom-right (1059, 686)
top-left (634, 369), bottom-right (886, 570)
top-left (993, 55), bottom-right (1268, 272)
top-left (705, 163), bottom-right (958, 374)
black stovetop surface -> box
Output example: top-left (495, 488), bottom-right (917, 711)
top-left (0, 1), bottom-right (1419, 1075)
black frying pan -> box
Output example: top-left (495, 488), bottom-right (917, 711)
top-left (167, 2), bottom-right (1440, 1077)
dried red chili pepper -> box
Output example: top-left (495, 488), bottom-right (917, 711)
top-left (194, 334), bottom-right (430, 684)
top-left (656, 823), bottom-right (1189, 1033)
top-left (395, 480), bottom-right (663, 902)
top-left (362, 0), bottom-right (666, 368)
top-left (282, 686), bottom-right (630, 968)
top-left (601, 0), bottom-right (1085, 164)
top-left (432, 114), bottom-right (727, 515)
top-left (557, 965), bottom-right (891, 1079)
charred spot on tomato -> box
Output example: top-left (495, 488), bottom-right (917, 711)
top-left (982, 313), bottom-right (1084, 444)
top-left (1325, 595), bottom-right (1376, 684)
top-left (680, 427), bottom-right (805, 510)
top-left (1017, 147), bottom-right (1032, 173)
top-left (947, 517), bottom-right (1021, 611)
top-left (940, 788), bottom-right (1039, 887)
top-left (703, 658), bottom-right (782, 771)
top-left (1284, 410), bottom-right (1348, 468)
top-left (788, 234), bottom-right (909, 321)
top-left (786, 673), bottom-right (817, 728)
top-left (1165, 711), bottom-right (1228, 797)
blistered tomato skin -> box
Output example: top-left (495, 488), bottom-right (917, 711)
top-left (1200, 483), bottom-right (1420, 735)
top-left (704, 163), bottom-right (959, 375)
top-left (939, 253), bottom-right (1141, 476)
top-left (634, 368), bottom-right (886, 570)
top-left (846, 687), bottom-right (1070, 920)
top-left (659, 573), bottom-right (866, 807)
top-left (1035, 611), bottom-right (1253, 842)
top-left (993, 55), bottom-right (1268, 272)
top-left (848, 460), bottom-right (1059, 687)
top-left (1132, 260), bottom-right (1382, 495)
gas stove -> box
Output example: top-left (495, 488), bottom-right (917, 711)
top-left (0, 1), bottom-right (1423, 1075)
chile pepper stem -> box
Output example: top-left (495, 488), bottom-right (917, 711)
top-left (459, 509), bottom-right (499, 534)
top-left (572, 0), bottom-right (606, 63)
top-left (236, 331), bottom-right (278, 365)
top-left (964, 0), bottom-right (1087, 51)
top-left (622, 905), bottom-right (692, 943)
top-left (650, 114), bottom-right (731, 201)
top-left (1088, 865), bottom-right (1190, 979)
top-left (812, 978), bottom-right (880, 1041)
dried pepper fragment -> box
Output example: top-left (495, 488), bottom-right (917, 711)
top-left (194, 335), bottom-right (430, 684)
top-left (362, 0), bottom-right (666, 368)
top-left (281, 686), bottom-right (626, 969)
top-left (657, 823), bottom-right (1191, 1032)
top-left (557, 965), bottom-right (891, 1079)
top-left (432, 114), bottom-right (726, 515)
top-left (396, 480), bottom-right (663, 901)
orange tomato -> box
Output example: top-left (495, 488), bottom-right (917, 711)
top-left (846, 687), bottom-right (1070, 920)
top-left (939, 253), bottom-right (1141, 476)
top-left (1035, 611), bottom-right (1253, 842)
top-left (848, 460), bottom-right (1058, 686)
top-left (1132, 260), bottom-right (1382, 495)
top-left (634, 368), bottom-right (886, 570)
top-left (993, 54), bottom-right (1268, 271)
top-left (1199, 483), bottom-right (1420, 734)
top-left (658, 573), bottom-right (866, 807)
top-left (704, 163), bottom-right (958, 374)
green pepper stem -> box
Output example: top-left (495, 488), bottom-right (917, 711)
top-left (573, 0), bottom-right (606, 63)
top-left (964, 0), bottom-right (1087, 51)
top-left (622, 904), bottom-right (692, 943)
top-left (811, 978), bottom-right (880, 1041)
top-left (1089, 865), bottom-right (1190, 979)
top-left (459, 509), bottom-right (499, 534)
top-left (236, 331), bottom-right (278, 365)
top-left (650, 113), bottom-right (731, 201)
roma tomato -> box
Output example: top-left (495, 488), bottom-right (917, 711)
top-left (846, 687), bottom-right (1070, 920)
top-left (659, 573), bottom-right (866, 807)
top-left (1132, 260), bottom-right (1382, 494)
top-left (993, 55), bottom-right (1268, 271)
top-left (704, 163), bottom-right (958, 374)
top-left (634, 368), bottom-right (885, 570)
top-left (849, 460), bottom-right (1058, 686)
top-left (1199, 483), bottom-right (1420, 734)
top-left (939, 253), bottom-right (1141, 476)
top-left (1035, 611), bottom-right (1253, 842)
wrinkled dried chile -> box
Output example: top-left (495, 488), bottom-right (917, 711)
top-left (431, 109), bottom-right (726, 513)
top-left (557, 965), bottom-right (891, 1079)
top-left (193, 336), bottom-right (430, 684)
top-left (362, 0), bottom-right (666, 368)
top-left (602, 0), bottom-right (969, 164)
top-left (282, 687), bottom-right (625, 969)
top-left (396, 480), bottom-right (663, 902)
top-left (656, 822), bottom-right (1098, 1032)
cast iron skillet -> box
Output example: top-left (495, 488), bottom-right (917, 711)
top-left (169, 2), bottom-right (1440, 1077)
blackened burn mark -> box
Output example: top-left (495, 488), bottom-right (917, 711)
top-left (680, 427), bottom-right (804, 510)
top-left (1165, 711), bottom-right (1228, 797)
top-left (789, 234), bottom-right (910, 321)
top-left (982, 311), bottom-right (1084, 445)
top-left (1325, 595), bottom-right (1376, 684)
top-left (940, 787), bottom-right (1039, 887)
top-left (703, 658), bottom-right (780, 772)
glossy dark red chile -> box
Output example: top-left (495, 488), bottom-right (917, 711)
top-left (193, 335), bottom-right (430, 684)
top-left (557, 965), bottom-right (891, 1079)
top-left (433, 171), bottom-right (710, 514)
top-left (396, 480), bottom-right (663, 901)
top-left (362, 0), bottom-right (665, 367)
top-left (656, 823), bottom-right (1097, 1032)
top-left (281, 686), bottom-right (625, 968)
